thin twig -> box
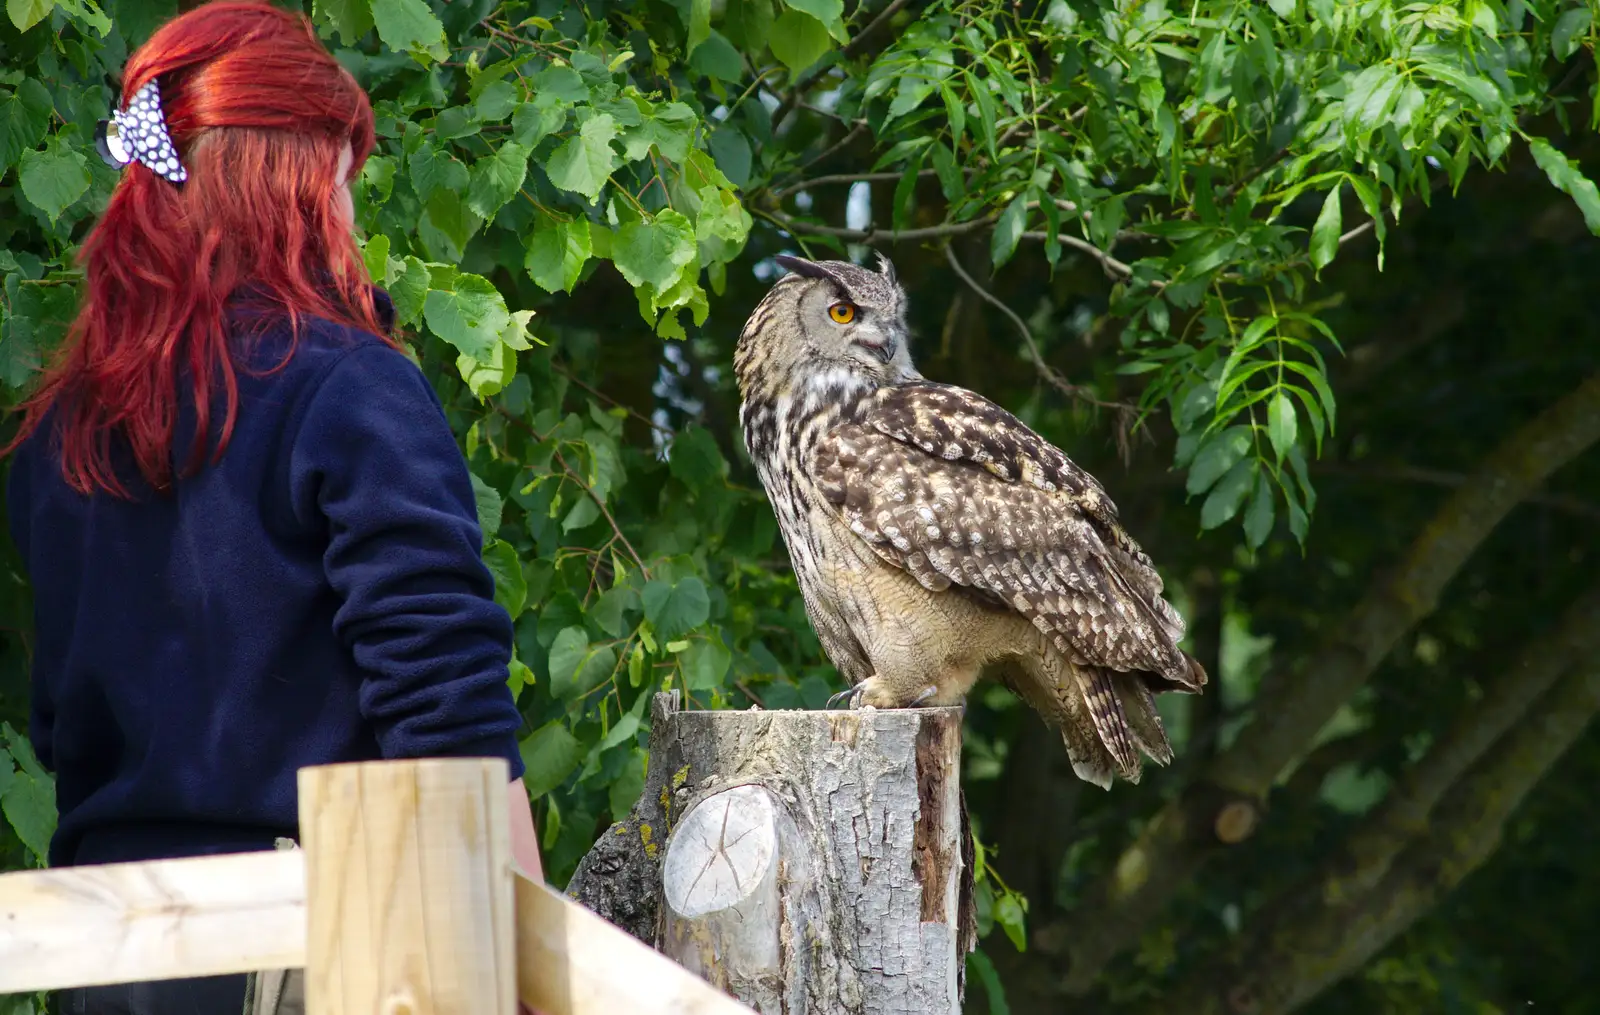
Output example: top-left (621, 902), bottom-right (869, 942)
top-left (942, 243), bottom-right (1140, 449)
top-left (551, 364), bottom-right (673, 435)
top-left (766, 209), bottom-right (999, 243)
top-left (772, 169), bottom-right (940, 203)
top-left (493, 407), bottom-right (652, 579)
top-left (1019, 230), bottom-right (1138, 279)
top-left (794, 121), bottom-right (869, 176)
top-left (770, 0), bottom-right (913, 128)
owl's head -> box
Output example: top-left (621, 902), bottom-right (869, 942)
top-left (734, 252), bottom-right (917, 407)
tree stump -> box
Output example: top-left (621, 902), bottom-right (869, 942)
top-left (566, 693), bottom-right (975, 1015)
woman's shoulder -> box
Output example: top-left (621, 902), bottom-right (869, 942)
top-left (232, 295), bottom-right (404, 383)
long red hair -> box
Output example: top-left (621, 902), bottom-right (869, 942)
top-left (5, 1), bottom-right (389, 497)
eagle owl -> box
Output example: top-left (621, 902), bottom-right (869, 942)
top-left (732, 253), bottom-right (1207, 787)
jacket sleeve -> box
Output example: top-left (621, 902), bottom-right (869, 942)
top-left (5, 451), bottom-right (53, 773)
top-left (289, 342), bottom-right (524, 779)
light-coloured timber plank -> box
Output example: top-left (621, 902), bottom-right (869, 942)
top-left (0, 848), bottom-right (306, 992)
top-left (299, 758), bottom-right (516, 1015)
top-left (514, 872), bottom-right (757, 1015)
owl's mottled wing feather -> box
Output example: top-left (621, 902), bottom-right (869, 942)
top-left (812, 382), bottom-right (1199, 690)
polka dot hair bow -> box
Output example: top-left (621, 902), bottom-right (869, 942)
top-left (94, 79), bottom-right (187, 184)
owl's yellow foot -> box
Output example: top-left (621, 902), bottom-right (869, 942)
top-left (826, 677), bottom-right (938, 710)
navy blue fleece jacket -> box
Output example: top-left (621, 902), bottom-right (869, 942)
top-left (5, 291), bottom-right (525, 867)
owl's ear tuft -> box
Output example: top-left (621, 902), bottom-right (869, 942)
top-left (874, 250), bottom-right (898, 283)
top-left (774, 254), bottom-right (835, 281)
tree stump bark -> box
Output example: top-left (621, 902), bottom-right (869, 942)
top-left (566, 693), bottom-right (975, 1015)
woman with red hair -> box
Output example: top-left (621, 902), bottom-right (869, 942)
top-left (5, 4), bottom-right (541, 1011)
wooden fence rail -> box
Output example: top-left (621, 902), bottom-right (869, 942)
top-left (0, 757), bottom-right (754, 1015)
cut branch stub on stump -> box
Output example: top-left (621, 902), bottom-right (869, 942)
top-left (567, 693), bottom-right (974, 1015)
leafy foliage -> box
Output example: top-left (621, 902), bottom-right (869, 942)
top-left (0, 2), bottom-right (1597, 1013)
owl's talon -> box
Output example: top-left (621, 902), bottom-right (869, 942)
top-left (909, 685), bottom-right (939, 706)
top-left (826, 687), bottom-right (857, 709)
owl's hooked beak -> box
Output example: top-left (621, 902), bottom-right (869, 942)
top-left (854, 333), bottom-right (898, 364)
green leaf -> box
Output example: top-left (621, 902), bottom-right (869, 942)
top-left (596, 713), bottom-right (640, 754)
top-left (547, 627), bottom-right (588, 691)
top-left (642, 576), bottom-right (710, 641)
top-left (519, 720), bottom-right (583, 799)
top-left (689, 30), bottom-right (744, 82)
top-left (612, 210), bottom-right (697, 291)
top-left (1310, 183), bottom-right (1342, 270)
top-left (708, 128), bottom-right (752, 188)
top-left (1243, 472), bottom-right (1275, 548)
top-left (887, 74), bottom-right (937, 124)
top-left (420, 189), bottom-right (480, 262)
top-left (591, 585), bottom-right (640, 638)
top-left (1267, 0), bottom-right (1295, 16)
top-left (622, 102), bottom-right (696, 163)
top-left (966, 951), bottom-right (1012, 1015)
top-left (784, 0), bottom-right (846, 40)
top-left (1185, 426), bottom-right (1251, 495)
top-left (1552, 7), bottom-right (1591, 60)
top-left (608, 747), bottom-right (647, 817)
top-left (315, 0), bottom-right (373, 43)
top-left (525, 217), bottom-right (593, 294)
top-left (1, 770), bottom-right (55, 859)
top-left (409, 144), bottom-right (468, 202)
top-left (469, 472), bottom-right (504, 546)
top-left (1529, 138), bottom-right (1600, 236)
top-left (483, 539), bottom-right (528, 618)
top-left (548, 627), bottom-right (616, 701)
top-left (369, 0), bottom-right (448, 62)
top-left (681, 636), bottom-right (732, 690)
top-left (725, 0), bottom-right (775, 51)
top-left (995, 891), bottom-right (1027, 952)
top-left (19, 141), bottom-right (90, 222)
top-left (544, 113), bottom-right (619, 203)
top-left (387, 255), bottom-right (430, 326)
top-left (669, 425), bottom-right (728, 490)
top-left (930, 142), bottom-right (964, 202)
top-left (1200, 458), bottom-right (1256, 530)
top-left (770, 9), bottom-right (832, 74)
top-left (424, 271), bottom-right (511, 361)
top-left (113, 0), bottom-right (177, 44)
top-left (434, 106), bottom-right (482, 142)
top-left (0, 77), bottom-right (52, 176)
top-left (474, 80), bottom-right (520, 122)
top-left (683, 0), bottom-right (711, 53)
top-left (990, 193), bottom-right (1028, 270)
top-left (562, 494), bottom-right (601, 533)
top-left (511, 100), bottom-right (568, 148)
top-left (6, 0), bottom-right (52, 31)
top-left (0, 280), bottom-right (75, 387)
top-left (1267, 392), bottom-right (1298, 461)
top-left (467, 142), bottom-right (530, 221)
top-left (457, 343), bottom-right (517, 400)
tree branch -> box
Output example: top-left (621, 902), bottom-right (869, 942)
top-left (943, 244), bottom-right (1140, 439)
top-left (1333, 584), bottom-right (1600, 888)
top-left (1058, 371), bottom-right (1600, 995)
top-left (1020, 230), bottom-right (1137, 279)
top-left (764, 208), bottom-right (998, 243)
top-left (1152, 649), bottom-right (1600, 1015)
top-left (771, 169), bottom-right (940, 203)
top-left (1315, 461), bottom-right (1600, 521)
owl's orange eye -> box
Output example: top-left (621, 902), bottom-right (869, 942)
top-left (828, 302), bottom-right (857, 324)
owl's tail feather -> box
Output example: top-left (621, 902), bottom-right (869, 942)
top-left (1118, 673), bottom-right (1175, 766)
top-left (1060, 666), bottom-right (1175, 789)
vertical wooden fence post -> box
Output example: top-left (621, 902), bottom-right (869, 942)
top-left (298, 758), bottom-right (516, 1015)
